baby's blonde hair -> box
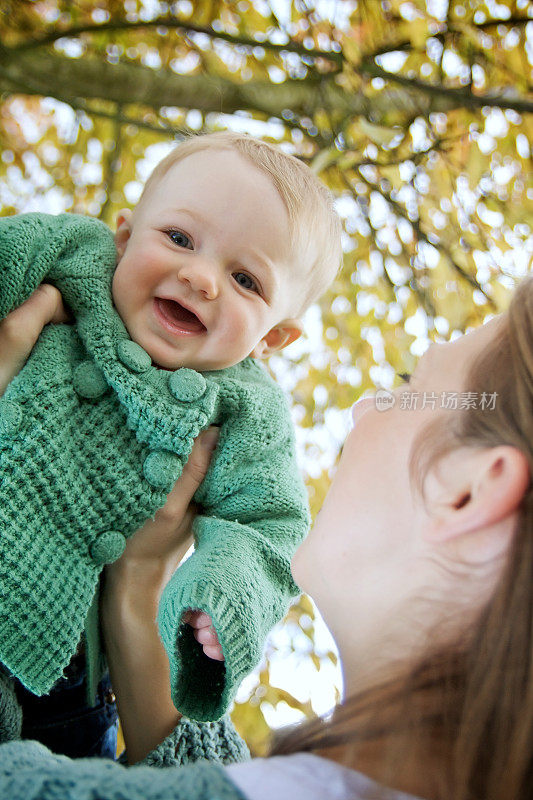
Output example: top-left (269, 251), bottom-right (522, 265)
top-left (137, 131), bottom-right (342, 317)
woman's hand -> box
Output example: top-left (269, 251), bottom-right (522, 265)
top-left (101, 427), bottom-right (219, 764)
top-left (0, 284), bottom-right (69, 396)
top-left (105, 426), bottom-right (219, 582)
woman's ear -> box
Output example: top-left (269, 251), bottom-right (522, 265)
top-left (251, 320), bottom-right (303, 359)
top-left (114, 209), bottom-right (133, 260)
top-left (424, 445), bottom-right (530, 548)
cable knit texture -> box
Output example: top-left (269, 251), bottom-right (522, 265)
top-left (0, 212), bottom-right (310, 720)
top-left (0, 751), bottom-right (247, 800)
top-left (0, 654), bottom-right (249, 798)
top-left (0, 717), bottom-right (249, 800)
top-left (141, 715), bottom-right (250, 768)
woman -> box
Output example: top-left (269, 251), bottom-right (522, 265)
top-left (0, 279), bottom-right (532, 799)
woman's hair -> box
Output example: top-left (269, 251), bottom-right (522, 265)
top-left (272, 277), bottom-right (533, 800)
top-left (135, 131), bottom-right (342, 316)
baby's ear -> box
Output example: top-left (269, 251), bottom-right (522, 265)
top-left (114, 209), bottom-right (133, 259)
top-left (251, 320), bottom-right (303, 359)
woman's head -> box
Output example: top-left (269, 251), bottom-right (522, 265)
top-left (293, 309), bottom-right (528, 687)
top-left (289, 277), bottom-right (533, 799)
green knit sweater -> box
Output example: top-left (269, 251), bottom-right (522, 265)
top-left (0, 212), bottom-right (309, 721)
top-left (0, 737), bottom-right (248, 800)
top-left (0, 669), bottom-right (250, 799)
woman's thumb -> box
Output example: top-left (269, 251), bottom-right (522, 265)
top-left (179, 426), bottom-right (219, 494)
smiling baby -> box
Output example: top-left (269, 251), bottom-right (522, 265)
top-left (0, 132), bottom-right (341, 746)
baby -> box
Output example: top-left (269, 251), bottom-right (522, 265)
top-left (0, 132), bottom-right (341, 748)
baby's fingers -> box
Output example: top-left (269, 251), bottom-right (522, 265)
top-left (182, 609), bottom-right (224, 660)
top-left (188, 614), bottom-right (225, 661)
top-left (202, 644), bottom-right (224, 661)
top-left (194, 624), bottom-right (220, 647)
top-left (194, 626), bottom-right (224, 660)
top-left (183, 610), bottom-right (213, 630)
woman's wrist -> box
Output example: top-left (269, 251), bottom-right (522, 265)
top-left (101, 558), bottom-right (172, 641)
top-left (102, 535), bottom-right (190, 609)
top-left (101, 557), bottom-right (183, 764)
top-left (104, 556), bottom-right (173, 594)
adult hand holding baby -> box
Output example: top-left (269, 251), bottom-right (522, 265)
top-left (101, 424), bottom-right (221, 763)
top-left (104, 425), bottom-right (219, 577)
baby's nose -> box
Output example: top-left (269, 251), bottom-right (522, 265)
top-left (178, 259), bottom-right (219, 299)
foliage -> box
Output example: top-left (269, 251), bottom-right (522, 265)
top-left (0, 0), bottom-right (531, 754)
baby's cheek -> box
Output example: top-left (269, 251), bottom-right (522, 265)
top-left (111, 265), bottom-right (127, 311)
top-left (220, 325), bottom-right (256, 357)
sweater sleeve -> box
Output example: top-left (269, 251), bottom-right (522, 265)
top-left (0, 212), bottom-right (116, 319)
top-left (158, 364), bottom-right (310, 721)
top-left (140, 714), bottom-right (250, 767)
top-left (0, 213), bottom-right (53, 317)
top-left (0, 737), bottom-right (248, 800)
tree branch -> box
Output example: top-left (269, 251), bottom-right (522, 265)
top-left (474, 15), bottom-right (532, 30)
top-left (1, 38), bottom-right (530, 130)
top-left (10, 16), bottom-right (343, 66)
top-left (357, 61), bottom-right (533, 115)
top-left (0, 48), bottom-right (436, 120)
top-left (0, 66), bottom-right (194, 138)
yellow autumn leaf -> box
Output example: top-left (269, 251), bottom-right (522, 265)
top-left (409, 16), bottom-right (429, 49)
top-left (311, 147), bottom-right (339, 175)
top-left (358, 117), bottom-right (402, 146)
top-left (310, 652), bottom-right (321, 671)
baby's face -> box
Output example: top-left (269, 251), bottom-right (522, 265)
top-left (112, 149), bottom-right (302, 371)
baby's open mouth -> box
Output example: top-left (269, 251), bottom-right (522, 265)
top-left (155, 298), bottom-right (206, 334)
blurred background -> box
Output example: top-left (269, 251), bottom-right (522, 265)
top-left (1, 0), bottom-right (531, 754)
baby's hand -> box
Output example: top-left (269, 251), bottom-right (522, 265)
top-left (182, 609), bottom-right (224, 661)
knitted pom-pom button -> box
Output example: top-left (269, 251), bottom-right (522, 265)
top-left (143, 450), bottom-right (183, 489)
top-left (90, 531), bottom-right (126, 566)
top-left (0, 401), bottom-right (23, 436)
top-left (168, 368), bottom-right (207, 402)
top-left (117, 340), bottom-right (152, 373)
top-left (73, 361), bottom-right (108, 399)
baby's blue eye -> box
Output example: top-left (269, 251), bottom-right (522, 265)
top-left (166, 230), bottom-right (193, 249)
top-left (233, 272), bottom-right (257, 292)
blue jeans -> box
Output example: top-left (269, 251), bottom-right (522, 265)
top-left (12, 650), bottom-right (119, 760)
